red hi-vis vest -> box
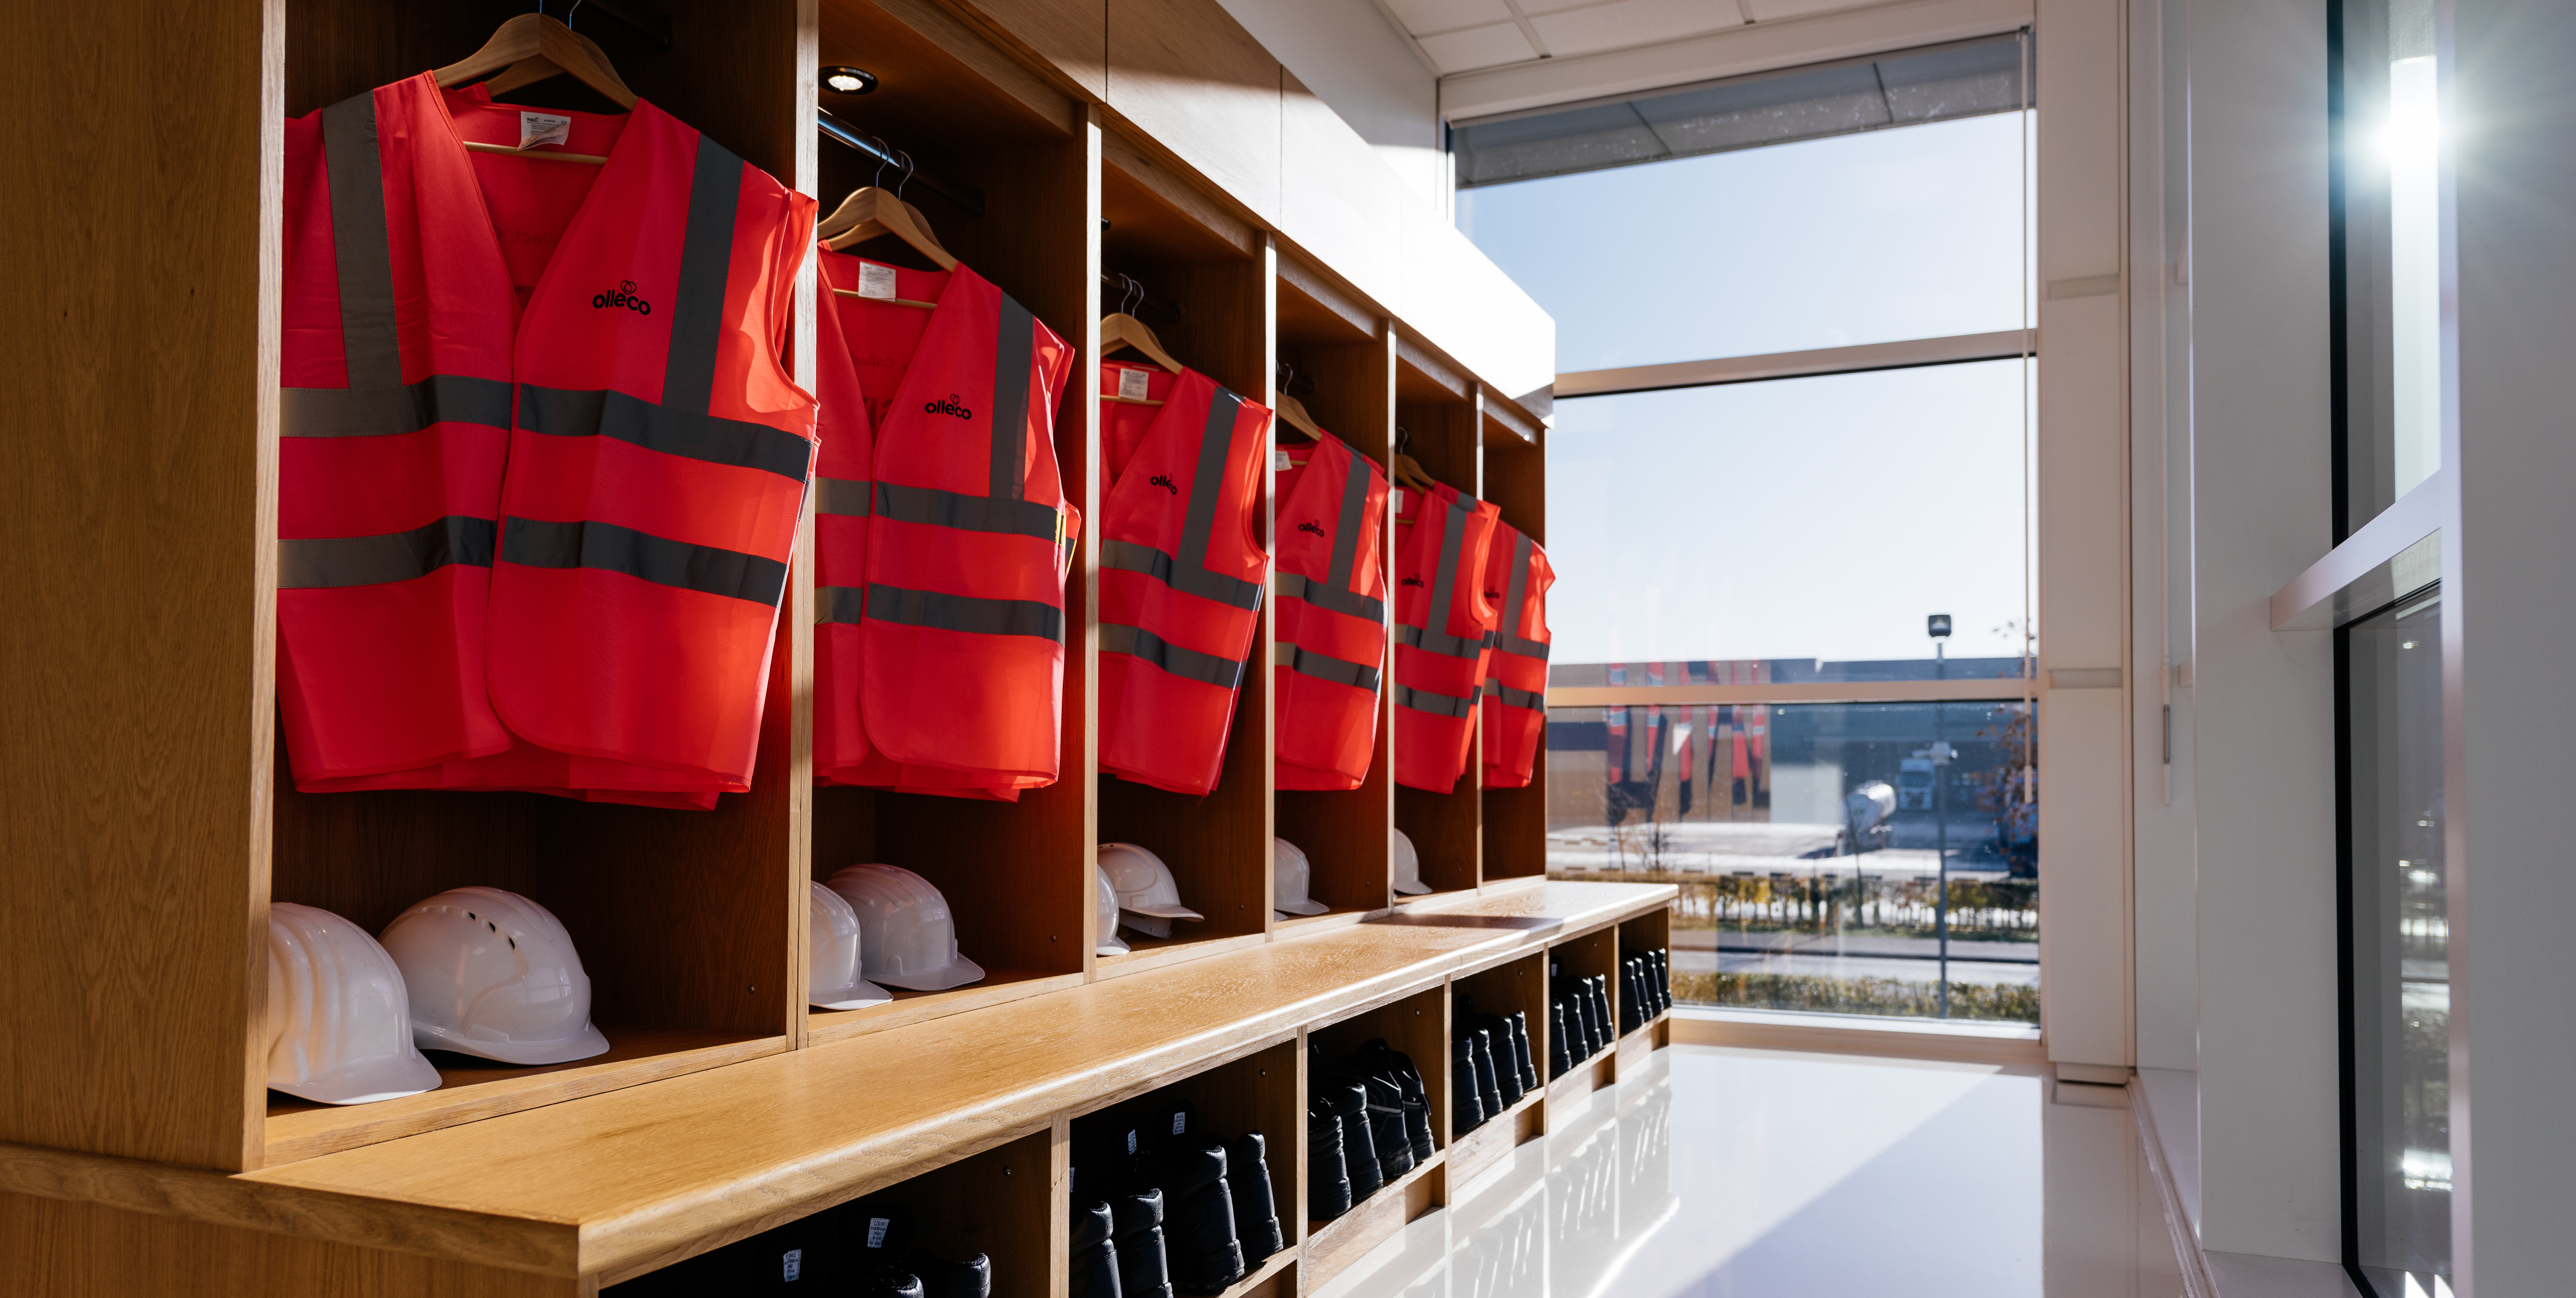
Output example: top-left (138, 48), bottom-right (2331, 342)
top-left (811, 252), bottom-right (1077, 799)
top-left (1478, 523), bottom-right (1555, 790)
top-left (1097, 370), bottom-right (1273, 795)
top-left (1391, 483), bottom-right (1500, 794)
top-left (1273, 433), bottom-right (1391, 791)
top-left (277, 76), bottom-right (814, 802)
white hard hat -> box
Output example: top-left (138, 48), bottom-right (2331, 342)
top-left (810, 881), bottom-right (895, 1009)
top-left (380, 887), bottom-right (610, 1065)
top-left (1095, 866), bottom-right (1131, 956)
top-left (1273, 837), bottom-right (1330, 917)
top-left (824, 865), bottom-right (986, 991)
top-left (1393, 827), bottom-right (1432, 894)
top-left (1100, 842), bottom-right (1203, 921)
top-left (264, 903), bottom-right (442, 1106)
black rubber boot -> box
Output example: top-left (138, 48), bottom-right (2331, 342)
top-left (1505, 1009), bottom-right (1539, 1094)
top-left (1357, 1067), bottom-right (1415, 1180)
top-left (1653, 950), bottom-right (1673, 1013)
top-left (1478, 1014), bottom-right (1524, 1107)
top-left (1224, 1133), bottom-right (1285, 1265)
top-left (911, 1251), bottom-right (992, 1298)
top-left (1306, 1095), bottom-right (1352, 1222)
top-left (1470, 1025), bottom-right (1504, 1119)
top-left (1071, 1201), bottom-right (1123, 1298)
top-left (1548, 999), bottom-right (1572, 1078)
top-left (1621, 957), bottom-right (1644, 1033)
top-left (1110, 1190), bottom-right (1172, 1298)
top-left (1354, 1040), bottom-right (1435, 1163)
top-left (1591, 975), bottom-right (1614, 1053)
top-left (1452, 1031), bottom-right (1486, 1133)
top-left (1155, 1136), bottom-right (1244, 1297)
top-left (1323, 1073), bottom-right (1381, 1200)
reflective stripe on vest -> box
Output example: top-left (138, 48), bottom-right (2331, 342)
top-left (1097, 369), bottom-right (1274, 795)
top-left (1275, 640), bottom-right (1382, 691)
top-left (812, 251), bottom-right (1077, 794)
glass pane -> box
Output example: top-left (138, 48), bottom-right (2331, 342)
top-left (2338, 0), bottom-right (2445, 533)
top-left (1456, 114), bottom-right (2031, 371)
top-left (2345, 591), bottom-right (2448, 1292)
top-left (1546, 361), bottom-right (2032, 670)
top-left (1544, 700), bottom-right (2037, 1023)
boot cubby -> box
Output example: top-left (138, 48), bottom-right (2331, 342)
top-left (602, 1126), bottom-right (1053, 1294)
top-left (1446, 952), bottom-right (1551, 1190)
top-left (1616, 910), bottom-right (1675, 1072)
top-left (1301, 984), bottom-right (1451, 1290)
top-left (1544, 925), bottom-right (1623, 1112)
top-left (1068, 1039), bottom-right (1303, 1298)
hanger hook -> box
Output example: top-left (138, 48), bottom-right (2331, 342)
top-left (870, 137), bottom-right (891, 191)
top-left (563, 0), bottom-right (585, 30)
top-left (1121, 275), bottom-right (1144, 318)
top-left (897, 151), bottom-right (917, 199)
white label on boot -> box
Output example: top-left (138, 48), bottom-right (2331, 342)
top-left (1171, 1111), bottom-right (1187, 1135)
top-left (782, 1248), bottom-right (804, 1281)
top-left (868, 1218), bottom-right (890, 1248)
top-left (1126, 1129), bottom-right (1139, 1153)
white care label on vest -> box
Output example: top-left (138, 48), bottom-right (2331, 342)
top-left (867, 1218), bottom-right (890, 1249)
top-left (857, 262), bottom-right (899, 301)
top-left (1273, 450), bottom-right (1293, 472)
top-left (1391, 489), bottom-right (1405, 512)
top-left (517, 112), bottom-right (573, 151)
top-left (1118, 368), bottom-right (1151, 401)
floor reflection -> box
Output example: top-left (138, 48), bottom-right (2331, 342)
top-left (1317, 1043), bottom-right (2183, 1298)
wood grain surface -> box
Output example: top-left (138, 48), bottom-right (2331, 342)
top-left (1103, 0), bottom-right (1280, 224)
top-left (923, 0), bottom-right (1107, 101)
top-left (0, 1193), bottom-right (579, 1298)
top-left (1299, 1151), bottom-right (1440, 1291)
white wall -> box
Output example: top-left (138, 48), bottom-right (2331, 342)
top-left (1213, 0), bottom-right (1448, 209)
top-left (2448, 1), bottom-right (2576, 1289)
top-left (2175, 0), bottom-right (2343, 1265)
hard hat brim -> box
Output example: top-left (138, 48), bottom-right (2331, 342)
top-left (1393, 879), bottom-right (1435, 895)
top-left (1095, 933), bottom-right (1132, 955)
top-left (414, 1020), bottom-right (611, 1066)
top-left (270, 1048), bottom-right (444, 1107)
top-left (1276, 897), bottom-right (1332, 916)
top-left (811, 975), bottom-right (896, 1010)
top-left (873, 951), bottom-right (986, 992)
top-left (1120, 902), bottom-right (1204, 920)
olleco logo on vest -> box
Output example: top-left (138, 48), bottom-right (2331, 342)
top-left (924, 394), bottom-right (974, 419)
top-left (591, 279), bottom-right (651, 314)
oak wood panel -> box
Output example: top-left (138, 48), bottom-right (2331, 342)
top-left (1273, 334), bottom-right (1395, 918)
top-left (1104, 134), bottom-right (1260, 265)
top-left (1443, 1088), bottom-right (1540, 1193)
top-left (1479, 393), bottom-right (1541, 447)
top-left (0, 1147), bottom-right (575, 1279)
top-left (263, 1029), bottom-right (784, 1165)
top-left (1103, 0), bottom-right (1280, 224)
top-left (934, 0), bottom-right (1108, 99)
top-left (0, 1194), bottom-right (578, 1298)
top-left (1479, 434), bottom-right (1548, 882)
top-left (873, 1131), bottom-right (1055, 1298)
top-left (1393, 337), bottom-right (1470, 404)
top-left (1277, 70), bottom-right (1397, 311)
top-left (1274, 259), bottom-right (1377, 349)
top-left (0, 0), bottom-right (280, 1173)
top-left (808, 971), bottom-right (1088, 1043)
top-left (1095, 931), bottom-right (1271, 981)
top-left (819, 0), bottom-right (1073, 176)
top-left (1097, 252), bottom-right (1274, 948)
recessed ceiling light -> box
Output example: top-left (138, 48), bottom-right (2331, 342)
top-left (823, 66), bottom-right (878, 95)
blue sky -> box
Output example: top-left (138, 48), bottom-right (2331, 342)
top-left (1457, 113), bottom-right (2034, 664)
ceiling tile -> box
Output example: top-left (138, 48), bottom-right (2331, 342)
top-left (1417, 20), bottom-right (1543, 73)
top-left (1383, 0), bottom-right (1519, 36)
top-left (1528, 0), bottom-right (1747, 55)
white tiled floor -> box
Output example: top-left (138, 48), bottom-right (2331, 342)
top-left (1317, 1043), bottom-right (2186, 1298)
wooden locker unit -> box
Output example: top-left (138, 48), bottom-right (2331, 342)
top-left (1091, 138), bottom-right (1278, 977)
top-left (1392, 348), bottom-right (1485, 903)
top-left (0, 0), bottom-right (1669, 1294)
top-left (1271, 257), bottom-right (1399, 927)
top-left (1616, 908), bottom-right (1675, 1069)
top-left (1546, 923), bottom-right (1623, 1110)
top-left (807, 0), bottom-right (1098, 1044)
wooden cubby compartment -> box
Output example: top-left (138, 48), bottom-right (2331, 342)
top-left (1446, 951), bottom-right (1550, 1191)
top-left (1480, 408), bottom-right (1549, 887)
top-left (806, 0), bottom-right (1098, 1041)
top-left (1092, 133), bottom-right (1277, 977)
top-left (1271, 256), bottom-right (1399, 930)
top-left (1392, 345), bottom-right (1486, 905)
top-left (264, 0), bottom-right (817, 1165)
top-left (1546, 925), bottom-right (1621, 1110)
top-left (1067, 1039), bottom-right (1305, 1298)
top-left (1302, 985), bottom-right (1449, 1290)
top-left (604, 1127), bottom-right (1054, 1293)
top-left (1617, 907), bottom-right (1675, 1070)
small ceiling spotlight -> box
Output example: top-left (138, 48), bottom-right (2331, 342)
top-left (822, 66), bottom-right (878, 95)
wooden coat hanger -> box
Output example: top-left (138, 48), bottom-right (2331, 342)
top-left (435, 14), bottom-right (633, 166)
top-left (820, 152), bottom-right (959, 275)
top-left (1099, 274), bottom-right (1183, 381)
top-left (1271, 362), bottom-right (1319, 441)
top-left (1389, 426), bottom-right (1441, 498)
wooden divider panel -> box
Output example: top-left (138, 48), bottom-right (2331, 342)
top-left (1480, 424), bottom-right (1549, 883)
top-left (897, 1131), bottom-right (1057, 1298)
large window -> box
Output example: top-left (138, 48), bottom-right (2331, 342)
top-left (1460, 36), bottom-right (2037, 1023)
